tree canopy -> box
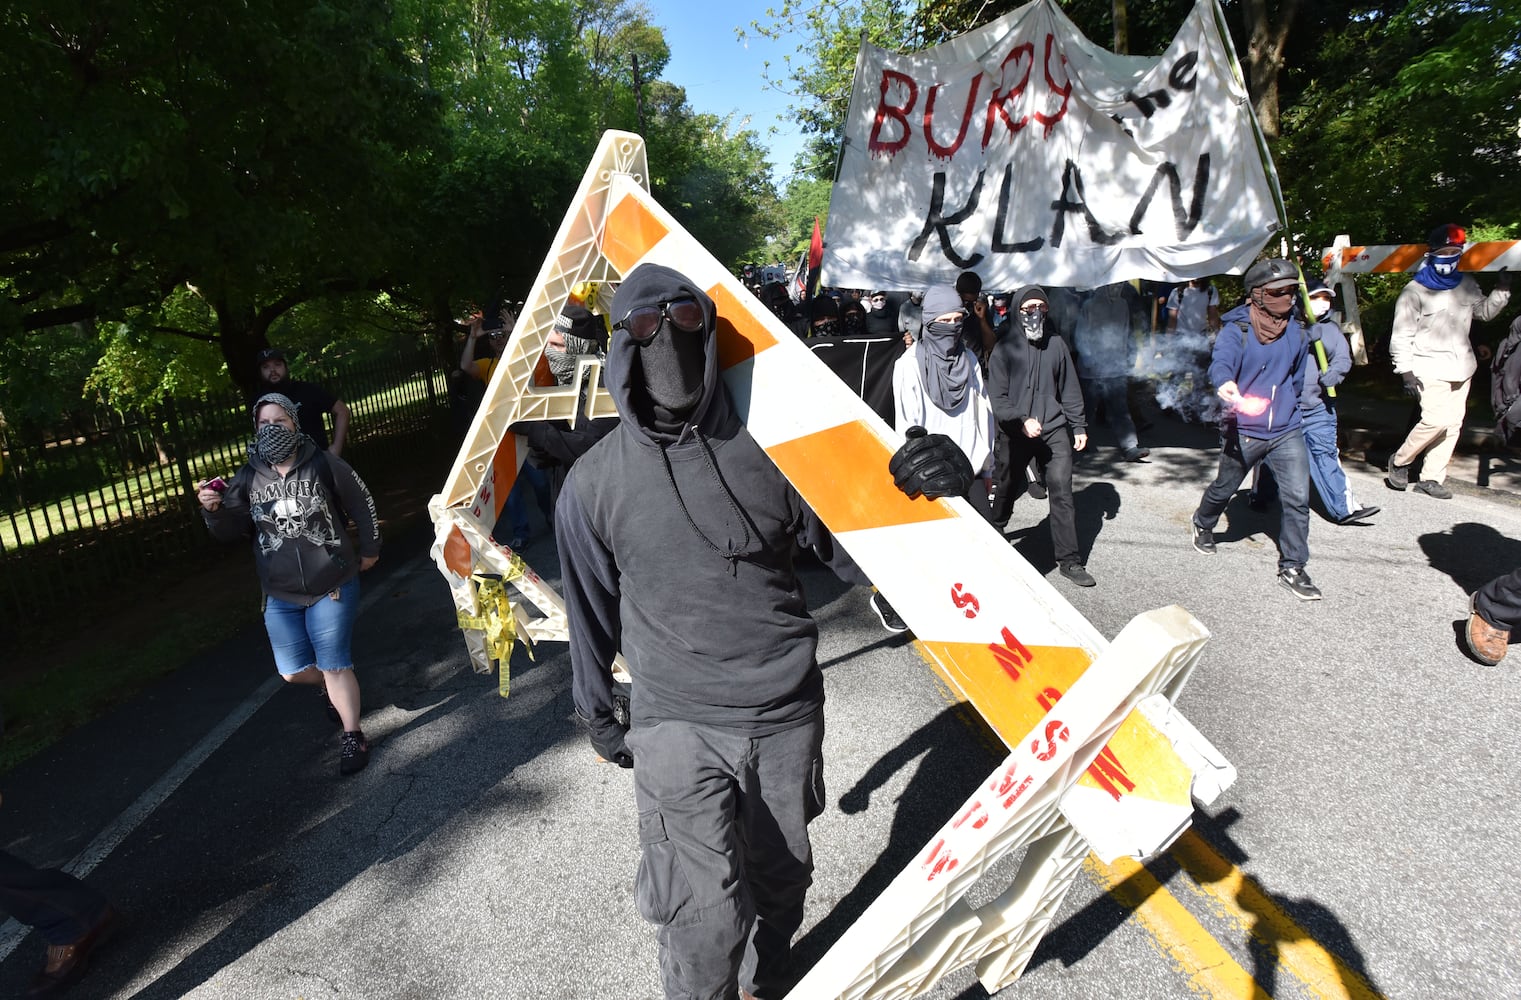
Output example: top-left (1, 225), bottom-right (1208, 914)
top-left (1, 0), bottom-right (783, 411)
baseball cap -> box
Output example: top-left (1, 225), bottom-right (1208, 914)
top-left (256, 347), bottom-right (286, 363)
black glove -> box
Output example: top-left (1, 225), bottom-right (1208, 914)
top-left (576, 707), bottom-right (632, 768)
top-left (890, 426), bottom-right (974, 500)
top-left (1497, 270), bottom-right (1512, 292)
top-left (1399, 371), bottom-right (1423, 399)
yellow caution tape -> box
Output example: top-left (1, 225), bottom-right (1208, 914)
top-left (455, 558), bottom-right (534, 698)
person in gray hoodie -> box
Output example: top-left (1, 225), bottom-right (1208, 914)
top-left (555, 263), bottom-right (968, 1000)
top-left (198, 392), bottom-right (381, 775)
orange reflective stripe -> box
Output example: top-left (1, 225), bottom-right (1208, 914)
top-left (488, 433), bottom-right (518, 520)
top-left (444, 525), bottom-right (473, 577)
top-left (1464, 241), bottom-right (1515, 270)
top-left (918, 638), bottom-right (1090, 745)
top-left (709, 283), bottom-right (779, 371)
top-left (602, 194), bottom-right (669, 273)
top-left (764, 421), bottom-right (955, 534)
top-left (1370, 244), bottom-right (1426, 272)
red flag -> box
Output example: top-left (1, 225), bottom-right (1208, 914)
top-left (807, 218), bottom-right (823, 298)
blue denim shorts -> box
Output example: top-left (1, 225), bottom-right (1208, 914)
top-left (263, 577), bottom-right (361, 675)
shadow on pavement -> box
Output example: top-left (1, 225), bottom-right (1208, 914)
top-left (1015, 806), bottom-right (1386, 1000)
top-left (1419, 521), bottom-right (1521, 595)
top-left (790, 703), bottom-right (1001, 981)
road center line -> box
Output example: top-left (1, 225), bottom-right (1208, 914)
top-left (0, 554), bottom-right (427, 963)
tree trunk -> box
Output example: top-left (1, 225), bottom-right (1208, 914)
top-left (1112, 0), bottom-right (1129, 55)
top-left (1242, 0), bottom-right (1300, 140)
top-left (215, 299), bottom-right (267, 397)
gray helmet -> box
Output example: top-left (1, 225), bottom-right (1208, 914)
top-left (1243, 258), bottom-right (1298, 293)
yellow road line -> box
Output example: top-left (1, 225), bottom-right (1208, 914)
top-left (1086, 854), bottom-right (1270, 999)
top-left (916, 645), bottom-right (1385, 999)
top-left (1168, 831), bottom-right (1387, 1000)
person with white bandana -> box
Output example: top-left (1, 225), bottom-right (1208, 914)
top-left (987, 286), bottom-right (1094, 587)
top-left (1387, 223), bottom-right (1511, 498)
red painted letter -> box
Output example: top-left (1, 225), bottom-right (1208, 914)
top-left (869, 70), bottom-right (918, 157)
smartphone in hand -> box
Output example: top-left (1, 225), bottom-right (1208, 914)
top-left (202, 476), bottom-right (228, 493)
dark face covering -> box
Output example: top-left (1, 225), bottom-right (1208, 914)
top-left (636, 319), bottom-right (707, 414)
top-left (1248, 286), bottom-right (1294, 343)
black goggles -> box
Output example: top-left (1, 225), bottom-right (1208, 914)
top-left (614, 297), bottom-right (704, 343)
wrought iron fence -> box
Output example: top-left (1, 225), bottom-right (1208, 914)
top-left (0, 348), bottom-right (449, 641)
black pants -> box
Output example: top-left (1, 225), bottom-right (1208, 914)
top-left (1475, 567), bottom-right (1521, 632)
top-left (626, 713), bottom-right (825, 1000)
top-left (0, 850), bottom-right (110, 945)
top-left (991, 424), bottom-right (1079, 564)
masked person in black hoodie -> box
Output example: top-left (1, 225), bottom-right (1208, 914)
top-left (555, 264), bottom-right (970, 1000)
top-left (987, 286), bottom-right (1094, 587)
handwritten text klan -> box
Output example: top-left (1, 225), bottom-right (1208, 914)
top-left (861, 38), bottom-right (1209, 269)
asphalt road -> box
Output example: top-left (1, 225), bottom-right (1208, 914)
top-left (2, 414), bottom-right (1517, 1000)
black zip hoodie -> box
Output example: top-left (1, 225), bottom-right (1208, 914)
top-left (987, 285), bottom-right (1087, 434)
top-left (203, 439), bottom-right (380, 605)
top-left (556, 265), bottom-right (863, 737)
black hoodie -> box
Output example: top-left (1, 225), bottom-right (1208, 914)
top-left (556, 264), bottom-right (863, 736)
top-left (987, 285), bottom-right (1086, 434)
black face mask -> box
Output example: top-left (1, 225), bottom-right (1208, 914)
top-left (812, 320), bottom-right (839, 337)
top-left (924, 320), bottom-right (965, 339)
top-left (635, 318), bottom-right (706, 414)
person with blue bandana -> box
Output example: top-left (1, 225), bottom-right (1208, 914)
top-left (1386, 224), bottom-right (1511, 499)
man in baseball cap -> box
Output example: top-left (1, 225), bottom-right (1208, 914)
top-left (1386, 224), bottom-right (1511, 499)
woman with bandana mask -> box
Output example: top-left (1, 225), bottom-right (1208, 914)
top-left (197, 393), bottom-right (382, 775)
top-left (1386, 224), bottom-right (1511, 499)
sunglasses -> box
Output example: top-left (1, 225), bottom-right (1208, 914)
top-left (1019, 305), bottom-right (1049, 315)
top-left (1261, 286), bottom-right (1296, 298)
top-left (614, 297), bottom-right (704, 343)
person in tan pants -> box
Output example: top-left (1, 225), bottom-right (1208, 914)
top-left (1386, 224), bottom-right (1511, 498)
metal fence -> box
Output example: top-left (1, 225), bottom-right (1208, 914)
top-left (0, 348), bottom-right (449, 641)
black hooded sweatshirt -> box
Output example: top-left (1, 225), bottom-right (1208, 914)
top-left (987, 285), bottom-right (1087, 434)
top-left (556, 265), bottom-right (863, 737)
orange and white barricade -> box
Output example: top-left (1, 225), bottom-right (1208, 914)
top-left (430, 131), bottom-right (1235, 998)
top-left (1321, 235), bottom-right (1519, 365)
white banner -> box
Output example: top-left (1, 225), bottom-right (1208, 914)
top-left (822, 0), bottom-right (1282, 292)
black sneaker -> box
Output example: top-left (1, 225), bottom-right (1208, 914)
top-left (1336, 505), bottom-right (1380, 524)
top-left (1121, 447), bottom-right (1150, 462)
top-left (1386, 457), bottom-right (1410, 491)
top-left (1191, 520), bottom-right (1216, 555)
top-left (1026, 464), bottom-right (1047, 500)
top-left (1059, 562), bottom-right (1096, 587)
top-left (1278, 567), bottom-right (1322, 601)
top-left (339, 730), bottom-right (370, 775)
top-left (870, 592), bottom-right (909, 634)
top-left (1411, 480), bottom-right (1452, 500)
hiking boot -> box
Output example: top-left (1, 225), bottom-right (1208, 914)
top-left (1190, 520), bottom-right (1216, 555)
top-left (1059, 562), bottom-right (1096, 587)
top-left (1385, 457), bottom-right (1410, 491)
top-left (1278, 567), bottom-right (1322, 601)
top-left (1466, 595), bottom-right (1509, 665)
top-left (870, 592), bottom-right (909, 634)
top-left (1411, 480), bottom-right (1452, 500)
top-left (339, 730), bottom-right (370, 776)
top-left (27, 906), bottom-right (117, 998)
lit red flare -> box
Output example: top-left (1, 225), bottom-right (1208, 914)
top-left (1234, 395), bottom-right (1270, 416)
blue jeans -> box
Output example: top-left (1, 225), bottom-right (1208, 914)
top-left (502, 462), bottom-right (551, 541)
top-left (1301, 403), bottom-right (1354, 520)
top-left (1195, 425), bottom-right (1310, 572)
top-left (263, 576), bottom-right (361, 674)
